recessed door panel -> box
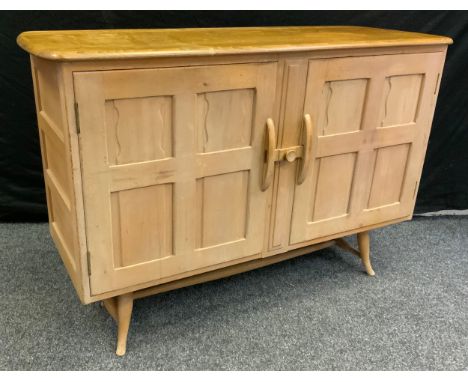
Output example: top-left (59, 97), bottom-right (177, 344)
top-left (317, 79), bottom-right (368, 136)
top-left (379, 74), bottom-right (423, 127)
top-left (367, 144), bottom-right (410, 209)
top-left (195, 170), bottom-right (249, 249)
top-left (105, 96), bottom-right (173, 164)
top-left (75, 63), bottom-right (277, 294)
top-left (197, 89), bottom-right (254, 153)
top-left (311, 153), bottom-right (357, 222)
top-left (111, 184), bottom-right (173, 267)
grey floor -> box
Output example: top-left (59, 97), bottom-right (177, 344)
top-left (0, 217), bottom-right (467, 370)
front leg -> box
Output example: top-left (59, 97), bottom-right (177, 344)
top-left (357, 231), bottom-right (375, 276)
top-left (115, 292), bottom-right (134, 356)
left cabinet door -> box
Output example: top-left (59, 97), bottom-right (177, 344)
top-left (74, 63), bottom-right (278, 295)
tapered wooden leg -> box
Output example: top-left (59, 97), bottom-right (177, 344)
top-left (116, 293), bottom-right (133, 356)
top-left (102, 297), bottom-right (118, 321)
top-left (357, 231), bottom-right (375, 276)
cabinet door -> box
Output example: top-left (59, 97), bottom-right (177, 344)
top-left (74, 63), bottom-right (277, 294)
top-left (290, 53), bottom-right (444, 245)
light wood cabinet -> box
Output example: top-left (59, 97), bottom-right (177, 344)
top-left (18, 26), bottom-right (452, 355)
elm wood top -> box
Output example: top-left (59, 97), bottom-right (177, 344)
top-left (17, 26), bottom-right (453, 61)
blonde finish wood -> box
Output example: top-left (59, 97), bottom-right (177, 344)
top-left (109, 240), bottom-right (336, 354)
top-left (357, 231), bottom-right (375, 276)
top-left (30, 57), bottom-right (84, 302)
top-left (74, 62), bottom-right (277, 295)
top-left (262, 118), bottom-right (277, 191)
top-left (102, 297), bottom-right (118, 321)
top-left (270, 59), bottom-right (308, 250)
top-left (297, 114), bottom-right (313, 184)
top-left (335, 238), bottom-right (361, 258)
top-left (289, 52), bottom-right (445, 246)
top-left (42, 215), bottom-right (401, 310)
top-left (19, 26), bottom-right (450, 354)
top-left (90, 214), bottom-right (411, 304)
top-left (17, 26), bottom-right (452, 61)
top-left (105, 96), bottom-right (173, 164)
top-left (335, 236), bottom-right (375, 276)
top-left (134, 240), bottom-right (335, 300)
top-left (115, 293), bottom-right (133, 356)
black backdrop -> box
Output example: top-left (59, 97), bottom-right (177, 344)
top-left (1, 10), bottom-right (467, 221)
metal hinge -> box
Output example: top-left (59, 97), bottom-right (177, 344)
top-left (86, 250), bottom-right (91, 276)
top-left (74, 102), bottom-right (80, 134)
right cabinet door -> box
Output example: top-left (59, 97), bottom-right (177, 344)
top-left (290, 52), bottom-right (445, 245)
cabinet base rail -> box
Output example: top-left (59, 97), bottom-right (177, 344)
top-left (102, 230), bottom-right (374, 356)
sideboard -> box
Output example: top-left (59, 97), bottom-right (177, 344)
top-left (17, 26), bottom-right (452, 355)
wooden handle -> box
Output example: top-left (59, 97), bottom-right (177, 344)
top-left (262, 118), bottom-right (276, 191)
top-left (297, 114), bottom-right (313, 185)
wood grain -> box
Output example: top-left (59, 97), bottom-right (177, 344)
top-left (289, 51), bottom-right (445, 245)
top-left (74, 62), bottom-right (277, 295)
top-left (17, 26), bottom-right (452, 61)
top-left (21, 28), bottom-right (450, 355)
top-left (30, 57), bottom-right (84, 301)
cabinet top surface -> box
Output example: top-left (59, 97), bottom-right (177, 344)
top-left (17, 26), bottom-right (452, 61)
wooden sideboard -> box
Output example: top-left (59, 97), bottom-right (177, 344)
top-left (17, 26), bottom-right (452, 355)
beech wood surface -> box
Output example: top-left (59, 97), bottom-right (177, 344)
top-left (18, 26), bottom-right (452, 61)
top-left (19, 26), bottom-right (451, 355)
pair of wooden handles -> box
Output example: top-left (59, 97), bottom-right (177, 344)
top-left (262, 114), bottom-right (313, 191)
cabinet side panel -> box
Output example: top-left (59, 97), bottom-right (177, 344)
top-left (31, 57), bottom-right (83, 301)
